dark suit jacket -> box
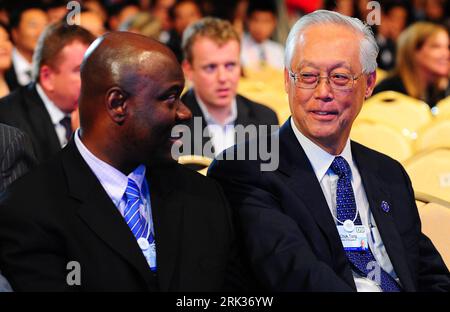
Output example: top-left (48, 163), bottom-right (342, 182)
top-left (4, 65), bottom-right (20, 92)
top-left (0, 123), bottom-right (36, 194)
top-left (0, 83), bottom-right (61, 163)
top-left (0, 140), bottom-right (244, 291)
top-left (208, 120), bottom-right (450, 292)
top-left (180, 89), bottom-right (279, 157)
top-left (0, 123), bottom-right (35, 292)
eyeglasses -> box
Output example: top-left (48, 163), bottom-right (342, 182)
top-left (288, 70), bottom-right (364, 91)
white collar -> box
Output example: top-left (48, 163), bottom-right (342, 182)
top-left (74, 129), bottom-right (147, 206)
top-left (290, 118), bottom-right (353, 182)
top-left (12, 48), bottom-right (33, 85)
top-left (243, 33), bottom-right (269, 47)
top-left (194, 91), bottom-right (237, 126)
top-left (36, 83), bottom-right (68, 125)
top-left (12, 47), bottom-right (31, 70)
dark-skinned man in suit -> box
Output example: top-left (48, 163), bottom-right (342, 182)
top-left (0, 32), bottom-right (244, 291)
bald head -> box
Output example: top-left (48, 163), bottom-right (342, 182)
top-left (79, 31), bottom-right (180, 128)
top-left (81, 31), bottom-right (177, 98)
top-left (77, 31), bottom-right (189, 172)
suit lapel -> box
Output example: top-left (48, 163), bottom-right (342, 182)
top-left (183, 89), bottom-right (213, 155)
top-left (148, 164), bottom-right (183, 291)
top-left (235, 95), bottom-right (251, 127)
top-left (24, 85), bottom-right (61, 157)
top-left (62, 141), bottom-right (158, 290)
top-left (277, 122), bottom-right (356, 288)
top-left (183, 89), bottom-right (203, 118)
top-left (352, 143), bottom-right (415, 291)
top-left (5, 65), bottom-right (19, 90)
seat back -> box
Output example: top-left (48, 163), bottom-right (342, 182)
top-left (405, 148), bottom-right (450, 202)
top-left (238, 69), bottom-right (290, 124)
top-left (351, 120), bottom-right (413, 162)
top-left (375, 68), bottom-right (387, 85)
top-left (435, 96), bottom-right (450, 120)
top-left (415, 119), bottom-right (450, 152)
top-left (358, 91), bottom-right (432, 140)
top-left (177, 155), bottom-right (213, 176)
top-left (415, 194), bottom-right (450, 268)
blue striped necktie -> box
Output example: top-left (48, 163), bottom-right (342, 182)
top-left (123, 178), bottom-right (147, 239)
top-left (59, 116), bottom-right (72, 142)
top-left (330, 156), bottom-right (401, 292)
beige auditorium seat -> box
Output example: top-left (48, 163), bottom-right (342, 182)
top-left (415, 199), bottom-right (426, 209)
top-left (435, 96), bottom-right (450, 120)
top-left (177, 155), bottom-right (213, 176)
top-left (375, 68), bottom-right (387, 85)
top-left (415, 192), bottom-right (450, 268)
top-left (238, 73), bottom-right (290, 124)
top-left (414, 119), bottom-right (450, 152)
top-left (351, 120), bottom-right (413, 162)
top-left (404, 148), bottom-right (450, 202)
top-left (243, 67), bottom-right (285, 88)
top-left (358, 91), bottom-right (432, 140)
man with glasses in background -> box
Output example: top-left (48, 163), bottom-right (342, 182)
top-left (208, 10), bottom-right (450, 291)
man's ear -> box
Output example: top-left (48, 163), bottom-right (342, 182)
top-left (106, 87), bottom-right (128, 124)
top-left (39, 65), bottom-right (54, 92)
top-left (365, 71), bottom-right (377, 99)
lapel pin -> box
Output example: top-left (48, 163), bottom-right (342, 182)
top-left (381, 201), bottom-right (390, 213)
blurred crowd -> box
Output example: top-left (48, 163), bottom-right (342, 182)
top-left (0, 0), bottom-right (448, 106)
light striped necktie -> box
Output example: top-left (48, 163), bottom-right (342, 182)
top-left (123, 178), bottom-right (147, 239)
top-left (330, 156), bottom-right (401, 292)
top-left (259, 45), bottom-right (267, 68)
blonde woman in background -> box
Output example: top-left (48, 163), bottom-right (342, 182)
top-left (373, 22), bottom-right (450, 108)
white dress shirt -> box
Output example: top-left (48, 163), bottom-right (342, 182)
top-left (241, 33), bottom-right (285, 70)
top-left (11, 48), bottom-right (33, 86)
top-left (290, 118), bottom-right (399, 292)
top-left (36, 83), bottom-right (71, 147)
top-left (195, 92), bottom-right (237, 156)
top-left (74, 129), bottom-right (148, 216)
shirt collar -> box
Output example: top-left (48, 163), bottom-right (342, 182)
top-left (290, 118), bottom-right (353, 182)
top-left (12, 48), bottom-right (33, 85)
top-left (243, 33), bottom-right (268, 47)
top-left (74, 129), bottom-right (147, 206)
top-left (36, 83), bottom-right (68, 125)
top-left (12, 48), bottom-right (31, 71)
top-left (194, 91), bottom-right (237, 126)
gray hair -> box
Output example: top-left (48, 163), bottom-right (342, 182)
top-left (285, 10), bottom-right (378, 74)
